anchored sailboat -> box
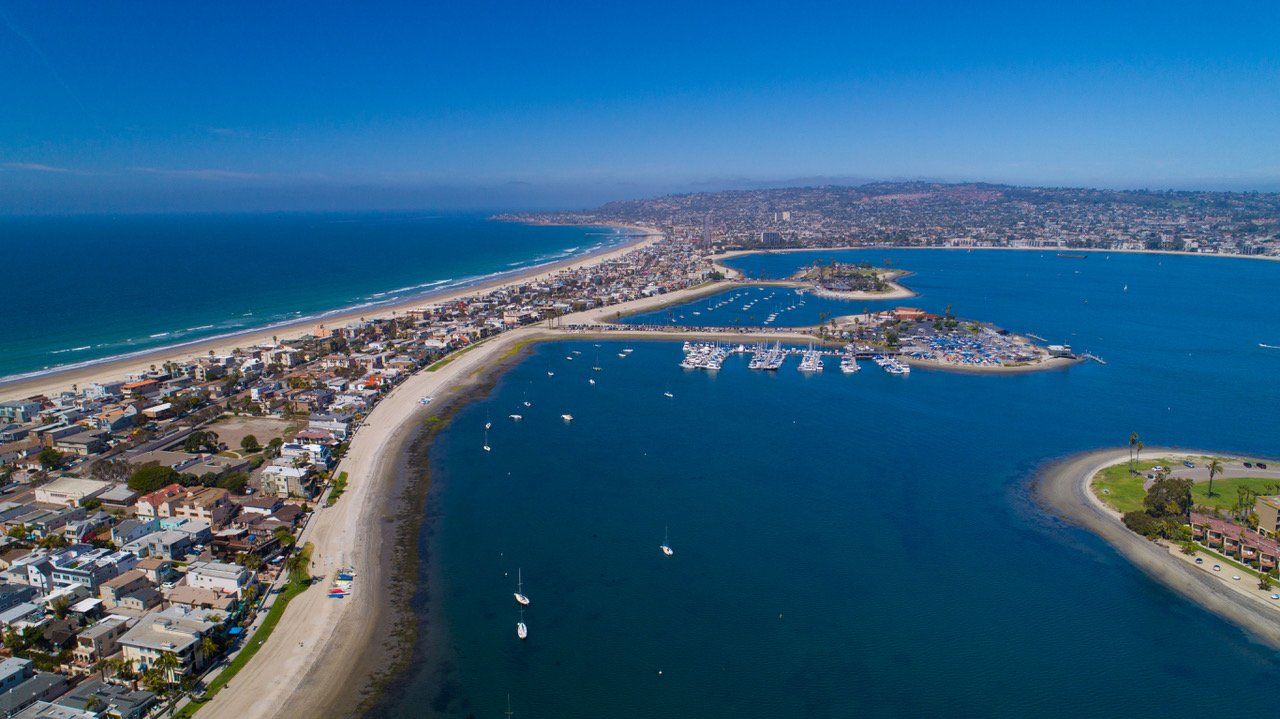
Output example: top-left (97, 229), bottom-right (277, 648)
top-left (514, 568), bottom-right (530, 606)
top-left (660, 527), bottom-right (674, 557)
top-left (517, 610), bottom-right (528, 640)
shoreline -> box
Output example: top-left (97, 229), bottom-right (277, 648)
top-left (1032, 447), bottom-right (1280, 649)
top-left (0, 224), bottom-right (659, 402)
top-left (193, 239), bottom-right (744, 719)
top-left (712, 244), bottom-right (1280, 264)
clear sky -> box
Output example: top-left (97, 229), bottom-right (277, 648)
top-left (2, 1), bottom-right (1279, 212)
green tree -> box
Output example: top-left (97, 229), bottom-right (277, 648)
top-left (89, 458), bottom-right (133, 482)
top-left (1206, 458), bottom-right (1223, 498)
top-left (1260, 574), bottom-right (1274, 591)
top-left (1128, 432), bottom-right (1140, 473)
top-left (1144, 475), bottom-right (1193, 520)
top-left (184, 430), bottom-right (220, 454)
top-left (37, 448), bottom-right (64, 471)
top-left (128, 464), bottom-right (180, 493)
top-left (240, 434), bottom-right (261, 452)
top-left (154, 650), bottom-right (182, 684)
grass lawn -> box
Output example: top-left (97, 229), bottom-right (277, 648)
top-left (1092, 460), bottom-right (1163, 513)
top-left (1092, 457), bottom-right (1278, 515)
top-left (176, 543), bottom-right (313, 718)
top-left (1192, 477), bottom-right (1280, 512)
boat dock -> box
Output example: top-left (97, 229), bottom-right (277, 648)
top-left (680, 342), bottom-right (906, 374)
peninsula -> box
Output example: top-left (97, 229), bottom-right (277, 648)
top-left (1036, 447), bottom-right (1280, 648)
top-left (0, 225), bottom-right (1080, 718)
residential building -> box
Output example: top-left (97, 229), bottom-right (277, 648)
top-left (118, 605), bottom-right (219, 681)
top-left (72, 615), bottom-right (132, 667)
top-left (184, 560), bottom-right (252, 598)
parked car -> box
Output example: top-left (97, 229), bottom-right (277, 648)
top-left (1195, 557), bottom-right (1203, 564)
top-left (1244, 462), bottom-right (1254, 468)
top-left (1213, 564), bottom-right (1222, 571)
top-left (1182, 460), bottom-right (1195, 468)
top-left (1259, 462), bottom-right (1269, 469)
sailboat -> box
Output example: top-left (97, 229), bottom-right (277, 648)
top-left (663, 390), bottom-right (674, 398)
top-left (483, 427), bottom-right (491, 452)
top-left (509, 413), bottom-right (523, 421)
top-left (592, 350), bottom-right (602, 372)
top-left (660, 527), bottom-right (674, 557)
top-left (561, 414), bottom-right (574, 422)
top-left (588, 378), bottom-right (596, 385)
top-left (505, 695), bottom-right (514, 719)
top-left (514, 568), bottom-right (530, 606)
top-left (517, 610), bottom-right (528, 640)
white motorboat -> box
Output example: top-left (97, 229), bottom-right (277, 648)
top-left (561, 414), bottom-right (574, 422)
top-left (509, 414), bottom-right (523, 421)
top-left (517, 610), bottom-right (528, 640)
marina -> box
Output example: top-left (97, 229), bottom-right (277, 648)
top-left (681, 341), bottom-right (904, 375)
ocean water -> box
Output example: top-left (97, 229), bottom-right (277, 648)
top-left (374, 249), bottom-right (1280, 718)
top-left (0, 214), bottom-right (625, 383)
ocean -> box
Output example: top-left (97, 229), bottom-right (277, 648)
top-left (372, 248), bottom-right (1280, 717)
top-left (0, 213), bottom-right (626, 384)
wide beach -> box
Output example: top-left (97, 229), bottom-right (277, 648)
top-left (0, 225), bottom-right (658, 403)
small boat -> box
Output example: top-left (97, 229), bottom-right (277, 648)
top-left (418, 396), bottom-right (433, 406)
top-left (561, 414), bottom-right (574, 422)
top-left (509, 414), bottom-right (523, 421)
top-left (663, 391), bottom-right (674, 398)
top-left (483, 428), bottom-right (491, 453)
top-left (485, 421), bottom-right (492, 430)
top-left (546, 371), bottom-right (554, 377)
top-left (523, 401), bottom-right (532, 407)
top-left (514, 568), bottom-right (530, 606)
top-left (660, 527), bottom-right (674, 557)
top-left (588, 378), bottom-right (596, 385)
top-left (517, 610), bottom-right (528, 640)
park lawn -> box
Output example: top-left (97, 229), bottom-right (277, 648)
top-left (1191, 476), bottom-right (1280, 512)
top-left (1092, 460), bottom-right (1164, 513)
top-left (176, 543), bottom-right (313, 718)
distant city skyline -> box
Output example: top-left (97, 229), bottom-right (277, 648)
top-left (3, 1), bottom-right (1279, 213)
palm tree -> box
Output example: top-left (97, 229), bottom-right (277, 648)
top-left (199, 635), bottom-right (219, 662)
top-left (1207, 458), bottom-right (1223, 498)
top-left (151, 651), bottom-right (182, 690)
top-left (1128, 432), bottom-right (1140, 472)
top-left (1135, 441), bottom-right (1144, 468)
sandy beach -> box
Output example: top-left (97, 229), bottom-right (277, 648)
top-left (1033, 447), bottom-right (1280, 649)
top-left (194, 241), bottom-right (772, 719)
top-left (0, 225), bottom-right (661, 403)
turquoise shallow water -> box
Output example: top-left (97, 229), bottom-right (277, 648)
top-left (373, 249), bottom-right (1280, 718)
top-left (0, 214), bottom-right (623, 382)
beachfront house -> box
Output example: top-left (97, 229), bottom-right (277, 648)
top-left (118, 605), bottom-right (219, 681)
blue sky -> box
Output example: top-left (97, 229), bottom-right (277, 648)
top-left (2, 1), bottom-right (1279, 212)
